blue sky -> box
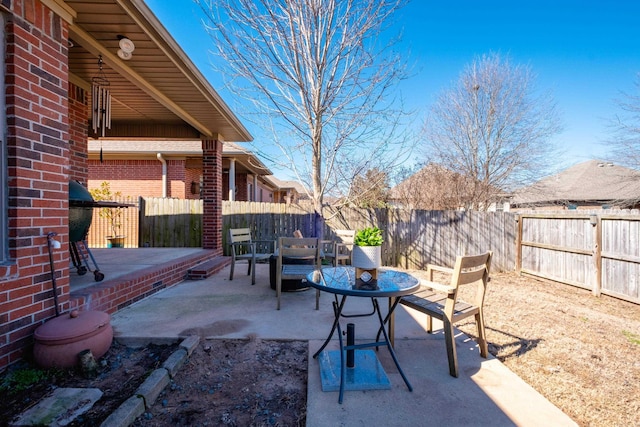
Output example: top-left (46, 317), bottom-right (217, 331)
top-left (146, 0), bottom-right (640, 173)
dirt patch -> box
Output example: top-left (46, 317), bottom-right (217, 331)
top-left (0, 338), bottom-right (307, 427)
top-left (133, 338), bottom-right (307, 427)
top-left (0, 341), bottom-right (178, 426)
top-left (1, 272), bottom-right (639, 426)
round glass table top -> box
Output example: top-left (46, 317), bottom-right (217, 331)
top-left (306, 267), bottom-right (419, 297)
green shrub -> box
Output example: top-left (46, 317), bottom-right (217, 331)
top-left (0, 367), bottom-right (50, 393)
top-left (354, 227), bottom-right (383, 246)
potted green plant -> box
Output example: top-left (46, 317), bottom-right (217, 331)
top-left (352, 227), bottom-right (384, 270)
top-left (89, 181), bottom-right (126, 248)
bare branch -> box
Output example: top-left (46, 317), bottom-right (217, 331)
top-left (606, 73), bottom-right (640, 168)
top-left (197, 0), bottom-right (412, 230)
top-left (421, 52), bottom-right (563, 210)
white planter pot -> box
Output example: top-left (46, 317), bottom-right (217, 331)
top-left (352, 245), bottom-right (381, 270)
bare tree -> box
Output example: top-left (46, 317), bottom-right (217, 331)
top-left (349, 168), bottom-right (390, 208)
top-left (389, 164), bottom-right (477, 210)
top-left (197, 0), bottom-right (410, 235)
top-left (608, 74), bottom-right (640, 168)
top-left (422, 52), bottom-right (563, 210)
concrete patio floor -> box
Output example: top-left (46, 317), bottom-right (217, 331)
top-left (105, 257), bottom-right (577, 426)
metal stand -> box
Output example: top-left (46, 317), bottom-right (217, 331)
top-left (70, 240), bottom-right (105, 282)
top-left (313, 295), bottom-right (413, 403)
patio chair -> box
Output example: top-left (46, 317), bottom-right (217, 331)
top-left (323, 229), bottom-right (356, 266)
top-left (228, 228), bottom-right (275, 285)
top-left (400, 251), bottom-right (492, 377)
top-left (275, 237), bottom-right (322, 310)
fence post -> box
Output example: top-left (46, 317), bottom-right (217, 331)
top-left (138, 197), bottom-right (145, 247)
top-left (514, 214), bottom-right (522, 273)
top-left (590, 214), bottom-right (602, 296)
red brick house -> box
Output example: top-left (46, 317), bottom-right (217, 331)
top-left (87, 140), bottom-right (276, 202)
top-left (0, 0), bottom-right (251, 369)
top-left (267, 175), bottom-right (309, 204)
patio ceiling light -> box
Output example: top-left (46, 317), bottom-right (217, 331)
top-left (117, 35), bottom-right (135, 60)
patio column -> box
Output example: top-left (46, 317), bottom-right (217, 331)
top-left (202, 137), bottom-right (223, 253)
top-left (228, 158), bottom-right (236, 201)
top-left (253, 175), bottom-right (259, 201)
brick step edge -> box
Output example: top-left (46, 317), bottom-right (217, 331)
top-left (100, 336), bottom-right (200, 427)
top-left (185, 257), bottom-right (229, 280)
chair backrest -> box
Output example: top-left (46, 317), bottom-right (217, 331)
top-left (229, 228), bottom-right (252, 244)
top-left (447, 251), bottom-right (492, 307)
top-left (278, 237), bottom-right (321, 266)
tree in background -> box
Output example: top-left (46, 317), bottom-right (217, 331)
top-left (421, 52), bottom-right (563, 210)
top-left (608, 74), bottom-right (640, 169)
top-left (389, 164), bottom-right (475, 210)
top-left (349, 168), bottom-right (390, 208)
top-left (197, 0), bottom-right (410, 236)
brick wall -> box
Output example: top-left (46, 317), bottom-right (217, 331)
top-left (0, 1), bottom-right (71, 369)
top-left (222, 173), bottom-right (259, 202)
top-left (236, 174), bottom-right (248, 201)
top-left (68, 83), bottom-right (88, 183)
top-left (184, 167), bottom-right (202, 200)
top-left (88, 159), bottom-right (199, 199)
top-left (167, 159), bottom-right (186, 198)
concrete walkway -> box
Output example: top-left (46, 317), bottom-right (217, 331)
top-left (110, 262), bottom-right (577, 427)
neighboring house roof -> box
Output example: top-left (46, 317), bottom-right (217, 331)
top-left (88, 140), bottom-right (272, 176)
top-left (265, 176), bottom-right (310, 199)
top-left (64, 0), bottom-right (251, 141)
top-left (511, 160), bottom-right (640, 206)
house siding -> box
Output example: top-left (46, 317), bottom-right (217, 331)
top-left (89, 159), bottom-right (203, 200)
top-left (1, 0), bottom-right (70, 368)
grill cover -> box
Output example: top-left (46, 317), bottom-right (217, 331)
top-left (69, 180), bottom-right (94, 243)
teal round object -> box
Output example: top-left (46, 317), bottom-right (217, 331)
top-left (69, 180), bottom-right (94, 242)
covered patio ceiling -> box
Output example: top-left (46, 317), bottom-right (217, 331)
top-left (59, 0), bottom-right (251, 141)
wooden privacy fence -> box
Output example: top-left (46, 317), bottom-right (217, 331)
top-left (88, 198), bottom-right (640, 304)
top-left (222, 201), bottom-right (315, 254)
top-left (138, 198), bottom-right (203, 247)
top-left (321, 206), bottom-right (515, 272)
top-left (86, 197), bottom-right (139, 248)
top-left (516, 211), bottom-right (640, 305)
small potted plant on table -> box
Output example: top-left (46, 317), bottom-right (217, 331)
top-left (352, 227), bottom-right (384, 282)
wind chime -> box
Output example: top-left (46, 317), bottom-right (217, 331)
top-left (91, 55), bottom-right (111, 161)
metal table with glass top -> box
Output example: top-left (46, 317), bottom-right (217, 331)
top-left (306, 266), bottom-right (420, 403)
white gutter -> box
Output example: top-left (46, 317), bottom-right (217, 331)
top-left (157, 153), bottom-right (167, 197)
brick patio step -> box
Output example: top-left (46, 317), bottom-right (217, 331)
top-left (186, 257), bottom-right (229, 280)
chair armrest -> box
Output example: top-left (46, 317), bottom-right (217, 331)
top-left (230, 241), bottom-right (254, 250)
top-left (420, 279), bottom-right (456, 295)
top-left (426, 264), bottom-right (454, 281)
